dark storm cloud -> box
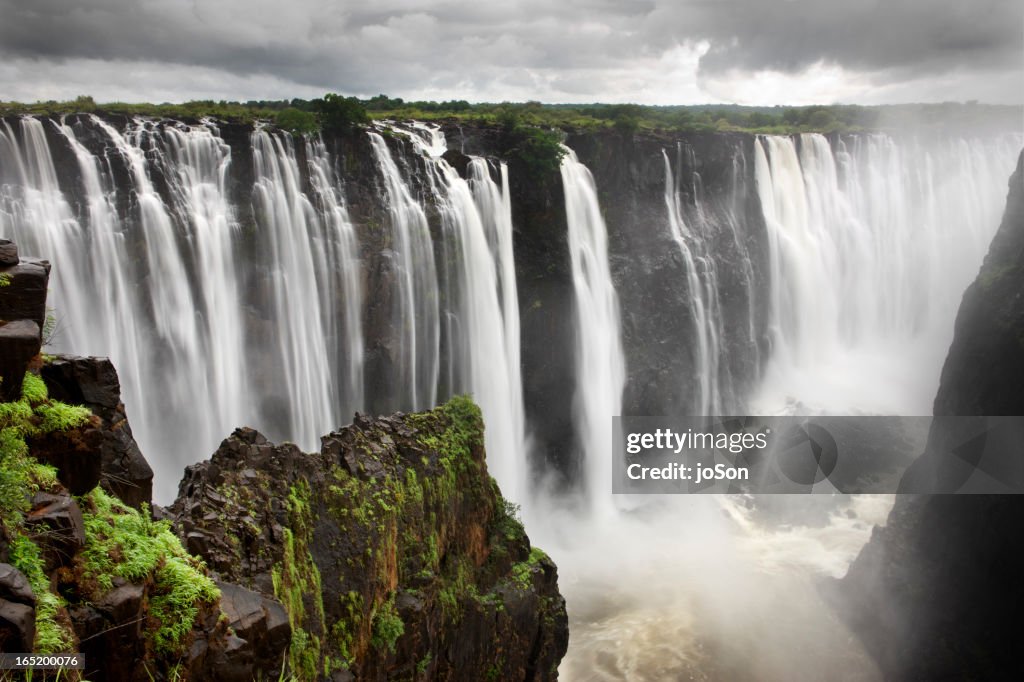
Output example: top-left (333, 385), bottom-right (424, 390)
top-left (0, 0), bottom-right (1019, 103)
top-left (674, 0), bottom-right (1022, 77)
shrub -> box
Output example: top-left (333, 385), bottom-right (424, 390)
top-left (312, 93), bottom-right (369, 134)
top-left (274, 107), bottom-right (319, 135)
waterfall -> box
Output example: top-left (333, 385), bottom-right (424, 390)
top-left (560, 146), bottom-right (626, 510)
top-left (251, 129), bottom-right (344, 438)
top-left (662, 146), bottom-right (721, 415)
top-left (53, 117), bottom-right (146, 417)
top-left (367, 131), bottom-right (440, 412)
top-left (400, 122), bottom-right (528, 501)
top-left (753, 132), bottom-right (1021, 414)
top-left (1, 116), bottom-right (366, 499)
top-left (306, 137), bottom-right (365, 415)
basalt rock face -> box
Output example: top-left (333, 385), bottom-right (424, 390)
top-left (836, 152), bottom-right (1024, 680)
top-left (0, 240), bottom-right (48, 401)
top-left (39, 355), bottom-right (154, 506)
top-left (567, 130), bottom-right (769, 419)
top-left (171, 396), bottom-right (568, 681)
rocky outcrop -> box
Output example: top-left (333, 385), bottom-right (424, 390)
top-left (0, 238), bottom-right (49, 401)
top-left (40, 355), bottom-right (154, 507)
top-left (3, 385), bottom-right (567, 680)
top-left (172, 396), bottom-right (568, 681)
top-left (0, 562), bottom-right (36, 652)
top-left (834, 152), bottom-right (1024, 679)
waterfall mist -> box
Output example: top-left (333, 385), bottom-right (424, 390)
top-left (752, 132), bottom-right (1020, 415)
top-left (560, 146), bottom-right (626, 514)
top-left (527, 130), bottom-right (1022, 680)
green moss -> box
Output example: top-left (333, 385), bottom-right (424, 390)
top-left (78, 488), bottom-right (220, 655)
top-left (0, 372), bottom-right (90, 441)
top-left (34, 402), bottom-right (92, 433)
top-left (370, 595), bottom-right (404, 654)
top-left (273, 480), bottom-right (327, 680)
top-left (0, 372), bottom-right (91, 531)
top-left (9, 534), bottom-right (72, 653)
top-left (19, 373), bottom-right (48, 404)
top-left (510, 547), bottom-right (550, 591)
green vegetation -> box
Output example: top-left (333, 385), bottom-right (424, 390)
top-left (0, 373), bottom-right (88, 531)
top-left (4, 94), bottom-right (1018, 138)
top-left (510, 547), bottom-right (550, 590)
top-left (311, 93), bottom-right (369, 134)
top-left (499, 113), bottom-right (566, 177)
top-left (273, 479), bottom-right (327, 681)
top-left (0, 373), bottom-right (88, 653)
top-left (79, 488), bottom-right (220, 655)
top-left (370, 595), bottom-right (404, 654)
top-left (0, 371), bottom-right (221, 658)
top-left (9, 534), bottom-right (71, 653)
top-left (274, 107), bottom-right (319, 135)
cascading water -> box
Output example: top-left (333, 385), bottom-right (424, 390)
top-left (367, 131), bottom-right (440, 412)
top-left (399, 122), bottom-right (528, 502)
top-left (662, 146), bottom-right (722, 415)
top-left (1, 116), bottom-right (367, 499)
top-left (533, 132), bottom-right (1021, 680)
top-left (306, 136), bottom-right (365, 415)
top-left (559, 145), bottom-right (626, 512)
top-left (251, 128), bottom-right (347, 442)
top-left (753, 132), bottom-right (1021, 414)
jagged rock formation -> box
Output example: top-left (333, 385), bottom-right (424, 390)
top-left (172, 396), bottom-right (568, 681)
top-left (35, 356), bottom-right (154, 505)
top-left (0, 373), bottom-right (567, 680)
top-left (0, 238), bottom-right (49, 401)
top-left (0, 354), bottom-right (246, 680)
top-left (835, 152), bottom-right (1024, 679)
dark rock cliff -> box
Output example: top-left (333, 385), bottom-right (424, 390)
top-left (835, 152), bottom-right (1024, 680)
top-left (172, 396), bottom-right (568, 681)
top-left (567, 130), bottom-right (769, 418)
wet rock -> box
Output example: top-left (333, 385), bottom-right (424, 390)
top-left (207, 633), bottom-right (253, 682)
top-left (97, 583), bottom-right (145, 624)
top-left (26, 491), bottom-right (85, 570)
top-left (0, 600), bottom-right (35, 652)
top-left (0, 319), bottom-right (40, 401)
top-left (0, 564), bottom-right (35, 606)
top-left (0, 562), bottom-right (37, 652)
top-left (0, 257), bottom-right (50, 332)
top-left (0, 239), bottom-right (17, 266)
top-left (41, 356), bottom-right (153, 507)
top-left (27, 423), bottom-right (104, 496)
top-left (216, 581), bottom-right (290, 674)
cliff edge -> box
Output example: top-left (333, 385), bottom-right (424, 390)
top-left (834, 151), bottom-right (1024, 680)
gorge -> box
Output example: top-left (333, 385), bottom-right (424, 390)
top-left (1, 109), bottom-right (1021, 680)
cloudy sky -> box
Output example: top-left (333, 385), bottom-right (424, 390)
top-left (1, 0), bottom-right (1021, 106)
